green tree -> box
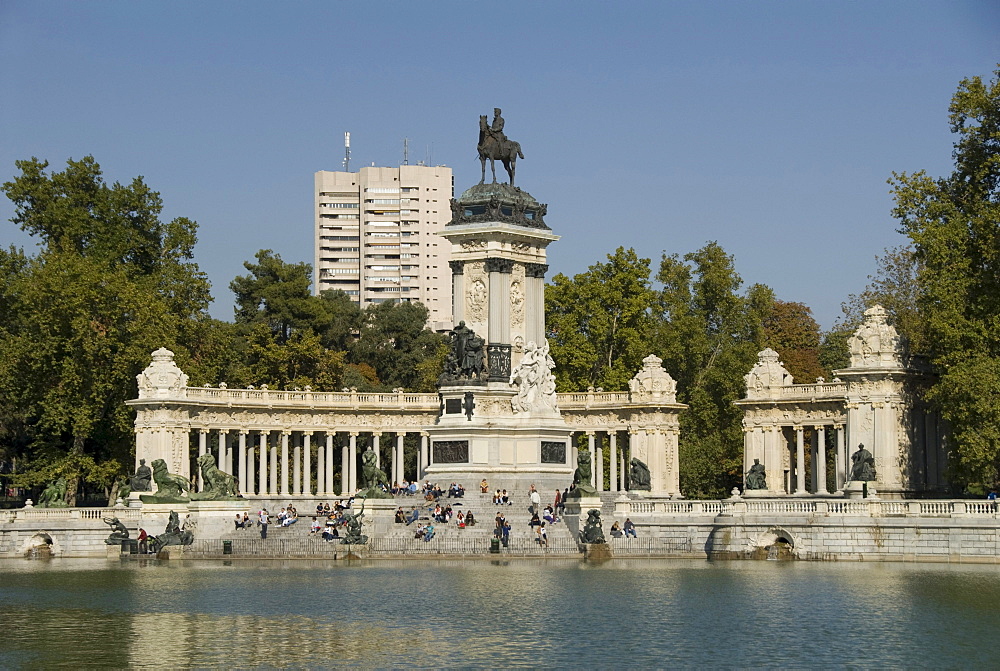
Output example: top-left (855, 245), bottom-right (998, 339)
top-left (762, 300), bottom-right (824, 383)
top-left (654, 242), bottom-right (774, 498)
top-left (546, 247), bottom-right (655, 391)
top-left (231, 249), bottom-right (331, 344)
top-left (892, 67), bottom-right (1000, 487)
top-left (0, 156), bottom-right (211, 504)
top-left (349, 300), bottom-right (447, 391)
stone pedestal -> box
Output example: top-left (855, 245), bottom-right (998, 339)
top-left (843, 481), bottom-right (878, 500)
top-left (425, 383), bottom-right (574, 493)
top-left (743, 489), bottom-right (781, 498)
top-left (563, 495), bottom-right (602, 541)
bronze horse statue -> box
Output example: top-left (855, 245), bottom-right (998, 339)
top-left (478, 115), bottom-right (524, 185)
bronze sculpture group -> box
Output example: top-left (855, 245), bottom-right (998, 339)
top-left (478, 108), bottom-right (524, 185)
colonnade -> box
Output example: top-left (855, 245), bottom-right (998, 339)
top-left (191, 428), bottom-right (430, 497)
top-left (569, 429), bottom-right (629, 493)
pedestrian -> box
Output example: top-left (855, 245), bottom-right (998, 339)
top-left (259, 508), bottom-right (269, 539)
top-left (530, 487), bottom-right (541, 515)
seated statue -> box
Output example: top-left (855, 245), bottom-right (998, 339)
top-left (103, 516), bottom-right (130, 545)
top-left (37, 478), bottom-right (68, 508)
top-left (629, 458), bottom-right (651, 491)
top-left (580, 509), bottom-right (606, 544)
top-left (849, 444), bottom-right (876, 482)
top-left (129, 459), bottom-right (152, 492)
top-left (745, 459), bottom-right (767, 490)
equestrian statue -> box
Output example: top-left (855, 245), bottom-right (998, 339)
top-left (478, 108), bottom-right (524, 185)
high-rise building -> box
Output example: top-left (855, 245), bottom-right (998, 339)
top-left (313, 165), bottom-right (454, 327)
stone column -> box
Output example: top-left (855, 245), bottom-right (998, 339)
top-left (609, 430), bottom-right (618, 493)
top-left (450, 260), bottom-right (465, 324)
top-left (258, 432), bottom-right (268, 496)
top-left (293, 437), bottom-right (302, 496)
top-left (525, 263), bottom-right (548, 345)
top-left (348, 433), bottom-right (358, 493)
top-left (269, 440), bottom-right (278, 496)
top-left (596, 435), bottom-right (604, 493)
top-left (303, 432), bottom-right (312, 496)
top-left (317, 441), bottom-right (325, 497)
top-left (217, 430), bottom-right (227, 475)
top-left (198, 429), bottom-right (208, 491)
top-left (238, 431), bottom-right (247, 495)
top-left (326, 434), bottom-right (335, 496)
top-left (280, 431), bottom-right (290, 496)
top-left (396, 433), bottom-right (406, 483)
top-left (246, 434), bottom-right (255, 496)
top-left (795, 426), bottom-right (806, 495)
top-left (420, 433), bottom-right (429, 481)
top-left (486, 258), bottom-right (508, 345)
top-left (341, 442), bottom-right (349, 496)
top-left (587, 432), bottom-right (596, 488)
top-left (835, 424), bottom-right (846, 491)
top-left (816, 425), bottom-right (827, 494)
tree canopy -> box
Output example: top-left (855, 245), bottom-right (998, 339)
top-left (892, 67), bottom-right (1000, 488)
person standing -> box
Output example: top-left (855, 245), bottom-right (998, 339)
top-left (259, 508), bottom-right (269, 540)
top-left (529, 486), bottom-right (541, 515)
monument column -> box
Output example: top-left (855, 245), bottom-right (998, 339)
top-left (795, 426), bottom-right (806, 495)
top-left (304, 432), bottom-right (313, 496)
top-left (587, 432), bottom-right (596, 488)
top-left (258, 431), bottom-right (268, 496)
top-left (245, 432), bottom-right (255, 496)
top-left (816, 426), bottom-right (827, 494)
top-left (348, 433), bottom-right (358, 493)
top-left (835, 424), bottom-right (846, 491)
top-left (316, 434), bottom-right (325, 497)
top-left (419, 432), bottom-right (429, 481)
top-left (217, 430), bottom-right (228, 475)
top-left (609, 430), bottom-right (618, 493)
top-left (280, 431), bottom-right (290, 496)
top-left (525, 263), bottom-right (548, 345)
top-left (326, 433), bottom-right (335, 496)
top-left (450, 261), bottom-right (465, 323)
top-left (293, 435), bottom-right (302, 496)
top-left (198, 429), bottom-right (208, 491)
top-left (238, 431), bottom-right (248, 495)
top-left (396, 432), bottom-right (406, 483)
top-left (339, 440), bottom-right (348, 496)
top-left (372, 432), bottom-right (382, 469)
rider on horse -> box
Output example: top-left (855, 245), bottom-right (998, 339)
top-left (484, 108), bottom-right (509, 152)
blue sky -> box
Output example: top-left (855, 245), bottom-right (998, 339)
top-left (1, 2), bottom-right (997, 328)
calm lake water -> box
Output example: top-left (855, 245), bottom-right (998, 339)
top-left (0, 557), bottom-right (996, 668)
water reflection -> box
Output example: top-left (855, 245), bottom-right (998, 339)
top-left (0, 559), bottom-right (998, 668)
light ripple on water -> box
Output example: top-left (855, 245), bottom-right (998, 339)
top-left (0, 558), bottom-right (995, 668)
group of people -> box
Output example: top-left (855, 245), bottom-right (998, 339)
top-left (394, 504), bottom-right (478, 529)
top-left (609, 518), bottom-right (638, 538)
top-left (310, 514), bottom-right (343, 542)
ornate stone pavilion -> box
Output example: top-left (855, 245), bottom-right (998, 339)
top-left (127, 349), bottom-right (685, 499)
top-left (735, 306), bottom-right (946, 498)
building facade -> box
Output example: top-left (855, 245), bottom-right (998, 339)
top-left (313, 165), bottom-right (454, 327)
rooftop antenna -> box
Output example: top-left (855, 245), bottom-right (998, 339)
top-left (343, 132), bottom-right (351, 172)
top-left (403, 137), bottom-right (409, 166)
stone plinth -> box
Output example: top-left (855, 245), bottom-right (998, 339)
top-left (425, 383), bottom-right (574, 492)
top-left (843, 481), bottom-right (878, 500)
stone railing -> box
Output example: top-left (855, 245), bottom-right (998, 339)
top-left (6, 507), bottom-right (143, 522)
top-left (558, 391), bottom-right (633, 409)
top-left (614, 497), bottom-right (1000, 519)
top-left (179, 387), bottom-right (440, 409)
top-left (778, 382), bottom-right (847, 399)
